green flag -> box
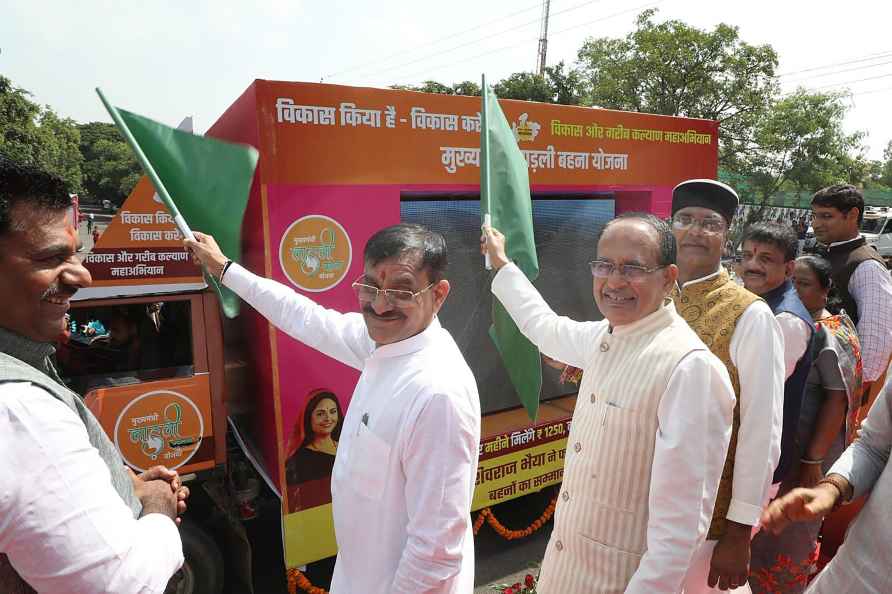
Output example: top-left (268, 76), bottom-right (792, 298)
top-left (480, 76), bottom-right (542, 421)
top-left (96, 88), bottom-right (258, 318)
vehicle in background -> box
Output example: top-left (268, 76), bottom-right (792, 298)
top-left (64, 80), bottom-right (723, 592)
top-left (861, 206), bottom-right (892, 266)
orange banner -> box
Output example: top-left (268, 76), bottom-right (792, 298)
top-left (86, 374), bottom-right (214, 474)
top-left (83, 177), bottom-right (202, 287)
top-left (253, 80), bottom-right (718, 187)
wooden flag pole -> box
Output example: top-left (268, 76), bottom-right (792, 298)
top-left (481, 74), bottom-right (492, 270)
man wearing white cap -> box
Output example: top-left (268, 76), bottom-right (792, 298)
top-left (670, 179), bottom-right (786, 593)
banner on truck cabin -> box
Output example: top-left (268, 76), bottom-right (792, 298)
top-left (76, 176), bottom-right (204, 299)
top-left (84, 374), bottom-right (215, 475)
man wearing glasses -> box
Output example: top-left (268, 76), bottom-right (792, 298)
top-left (670, 179), bottom-right (785, 593)
top-left (186, 224), bottom-right (481, 594)
top-left (482, 213), bottom-right (735, 593)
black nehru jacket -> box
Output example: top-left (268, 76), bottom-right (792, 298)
top-left (826, 237), bottom-right (886, 325)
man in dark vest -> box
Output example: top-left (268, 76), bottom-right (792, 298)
top-left (0, 156), bottom-right (186, 593)
top-left (671, 179), bottom-right (786, 593)
top-left (736, 223), bottom-right (816, 590)
top-left (811, 184), bottom-right (892, 411)
top-left (739, 222), bottom-right (814, 485)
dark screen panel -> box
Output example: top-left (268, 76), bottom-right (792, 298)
top-left (401, 196), bottom-right (615, 413)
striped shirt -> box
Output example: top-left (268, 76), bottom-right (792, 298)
top-left (848, 259), bottom-right (892, 382)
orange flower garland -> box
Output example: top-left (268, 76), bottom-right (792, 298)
top-left (473, 510), bottom-right (488, 534)
top-left (288, 496), bottom-right (558, 593)
top-left (474, 497), bottom-right (557, 540)
top-left (287, 568), bottom-right (328, 594)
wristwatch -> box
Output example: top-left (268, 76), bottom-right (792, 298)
top-left (219, 259), bottom-right (233, 282)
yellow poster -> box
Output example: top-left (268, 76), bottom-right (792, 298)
top-left (472, 419), bottom-right (570, 510)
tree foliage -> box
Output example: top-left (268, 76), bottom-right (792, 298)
top-left (451, 80), bottom-right (482, 97)
top-left (0, 76), bottom-right (83, 190)
top-left (491, 63), bottom-right (584, 105)
top-left (0, 76), bottom-right (43, 164)
top-left (545, 61), bottom-right (584, 106)
top-left (731, 90), bottom-right (863, 223)
top-left (577, 8), bottom-right (779, 168)
top-left (843, 154), bottom-right (885, 190)
top-left (881, 141), bottom-right (892, 188)
top-left (390, 63), bottom-right (584, 105)
top-left (493, 72), bottom-right (554, 103)
top-left (414, 80), bottom-right (454, 95)
top-left (573, 9), bottom-right (884, 222)
top-left (78, 122), bottom-right (140, 206)
top-left (389, 80), bottom-right (481, 96)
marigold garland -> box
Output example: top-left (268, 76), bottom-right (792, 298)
top-left (474, 497), bottom-right (557, 540)
top-left (287, 568), bottom-right (328, 594)
top-left (288, 496), bottom-right (558, 593)
top-left (473, 510), bottom-right (488, 534)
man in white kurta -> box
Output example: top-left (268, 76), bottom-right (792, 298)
top-left (188, 224), bottom-right (481, 594)
top-left (483, 214), bottom-right (736, 593)
top-left (0, 158), bottom-right (185, 594)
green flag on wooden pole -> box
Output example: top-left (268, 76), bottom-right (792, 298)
top-left (480, 75), bottom-right (542, 421)
top-left (97, 88), bottom-right (258, 318)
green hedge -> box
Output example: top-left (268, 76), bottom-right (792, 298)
top-left (740, 190), bottom-right (892, 208)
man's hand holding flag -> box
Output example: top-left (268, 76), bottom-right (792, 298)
top-left (96, 88), bottom-right (258, 318)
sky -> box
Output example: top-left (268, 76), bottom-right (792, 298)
top-left (3, 0), bottom-right (891, 159)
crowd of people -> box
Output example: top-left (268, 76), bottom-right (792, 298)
top-left (2, 149), bottom-right (892, 594)
top-left (481, 180), bottom-right (892, 593)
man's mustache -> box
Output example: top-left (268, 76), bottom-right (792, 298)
top-left (362, 305), bottom-right (404, 320)
top-left (742, 270), bottom-right (765, 277)
top-left (41, 283), bottom-right (76, 300)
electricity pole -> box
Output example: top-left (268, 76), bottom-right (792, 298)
top-left (536, 0), bottom-right (551, 75)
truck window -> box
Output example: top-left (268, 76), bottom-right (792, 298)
top-left (57, 301), bottom-right (194, 395)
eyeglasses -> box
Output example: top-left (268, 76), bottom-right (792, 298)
top-left (589, 260), bottom-right (666, 283)
top-left (351, 278), bottom-right (435, 308)
top-left (671, 214), bottom-right (726, 235)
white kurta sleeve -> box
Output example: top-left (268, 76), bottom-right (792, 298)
top-left (827, 380), bottom-right (892, 499)
top-left (391, 391), bottom-right (479, 593)
top-left (775, 312), bottom-right (812, 380)
top-left (491, 263), bottom-right (599, 369)
top-left (727, 301), bottom-right (785, 526)
top-left (223, 263), bottom-right (373, 369)
top-left (625, 351), bottom-right (735, 593)
top-left (0, 383), bottom-right (183, 594)
top-left (849, 259), bottom-right (892, 382)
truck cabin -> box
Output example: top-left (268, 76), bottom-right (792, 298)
top-left (58, 298), bottom-right (194, 395)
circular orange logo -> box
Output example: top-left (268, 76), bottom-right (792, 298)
top-left (113, 390), bottom-right (204, 472)
top-left (279, 215), bottom-right (352, 292)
